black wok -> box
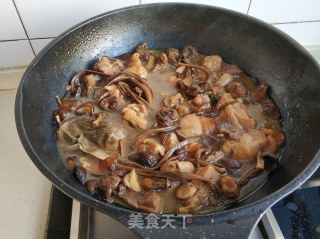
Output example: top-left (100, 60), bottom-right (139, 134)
top-left (15, 3), bottom-right (320, 238)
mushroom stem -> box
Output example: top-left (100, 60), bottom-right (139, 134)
top-left (177, 62), bottom-right (212, 81)
top-left (134, 126), bottom-right (178, 141)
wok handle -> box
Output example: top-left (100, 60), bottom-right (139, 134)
top-left (103, 207), bottom-right (262, 239)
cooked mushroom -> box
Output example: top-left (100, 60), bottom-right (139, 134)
top-left (250, 82), bottom-right (268, 103)
top-left (156, 107), bottom-right (179, 127)
top-left (81, 74), bottom-right (98, 98)
top-left (100, 96), bottom-right (124, 111)
top-left (98, 175), bottom-right (121, 202)
top-left (160, 160), bottom-right (195, 173)
top-left (179, 45), bottom-right (198, 64)
top-left (185, 84), bottom-right (201, 98)
top-left (106, 72), bottom-right (154, 106)
top-left (74, 166), bottom-right (87, 185)
top-left (176, 182), bottom-right (197, 200)
top-left (85, 179), bottom-right (98, 194)
top-left (128, 152), bottom-right (159, 168)
top-left (139, 177), bottom-right (171, 190)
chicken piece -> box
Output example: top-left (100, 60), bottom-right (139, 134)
top-left (220, 64), bottom-right (242, 75)
top-left (193, 165), bottom-right (221, 188)
top-left (175, 104), bottom-right (190, 115)
top-left (260, 128), bottom-right (285, 154)
top-left (191, 93), bottom-right (211, 112)
top-left (122, 104), bottom-right (148, 129)
top-left (227, 81), bottom-right (247, 98)
top-left (203, 55), bottom-right (223, 72)
top-left (222, 129), bottom-right (268, 160)
top-left (224, 102), bottom-right (255, 130)
top-left (162, 93), bottom-right (184, 107)
top-left (124, 53), bottom-right (148, 78)
top-left (178, 114), bottom-right (217, 138)
top-left (178, 185), bottom-right (210, 214)
top-left (156, 107), bottom-right (179, 127)
top-left (135, 42), bottom-right (149, 62)
top-left (164, 132), bottom-right (179, 150)
top-left (219, 176), bottom-right (240, 199)
top-left (123, 169), bottom-right (141, 192)
top-left (250, 82), bottom-right (268, 103)
top-left (215, 73), bottom-right (233, 87)
top-left (119, 191), bottom-right (162, 214)
top-left (137, 138), bottom-right (166, 156)
top-left (160, 160), bottom-right (195, 173)
top-left (216, 93), bottom-right (235, 109)
top-left (94, 56), bottom-right (124, 75)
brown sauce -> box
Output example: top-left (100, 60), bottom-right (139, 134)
top-left (53, 44), bottom-right (285, 214)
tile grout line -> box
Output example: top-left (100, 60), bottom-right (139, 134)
top-left (272, 19), bottom-right (320, 25)
top-left (0, 37), bottom-right (55, 43)
top-left (11, 0), bottom-right (36, 56)
top-left (246, 0), bottom-right (252, 14)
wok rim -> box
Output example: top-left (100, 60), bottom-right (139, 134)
top-left (15, 2), bottom-right (320, 222)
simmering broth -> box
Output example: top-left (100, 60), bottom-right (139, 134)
top-left (53, 44), bottom-right (285, 214)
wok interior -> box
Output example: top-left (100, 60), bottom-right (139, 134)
top-left (18, 4), bottom-right (320, 213)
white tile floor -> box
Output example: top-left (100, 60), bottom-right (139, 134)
top-left (0, 85), bottom-right (51, 239)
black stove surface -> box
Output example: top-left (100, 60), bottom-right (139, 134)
top-left (270, 169), bottom-right (320, 239)
top-left (272, 186), bottom-right (320, 238)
